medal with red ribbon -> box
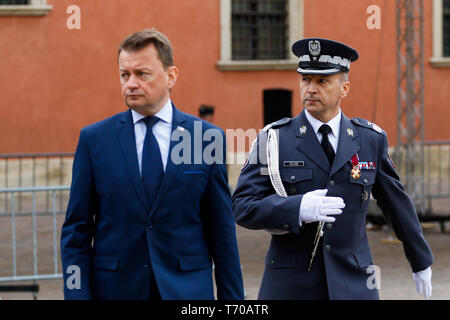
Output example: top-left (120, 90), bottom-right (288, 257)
top-left (350, 153), bottom-right (361, 179)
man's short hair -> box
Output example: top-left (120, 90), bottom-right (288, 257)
top-left (118, 28), bottom-right (173, 69)
top-left (341, 72), bottom-right (349, 82)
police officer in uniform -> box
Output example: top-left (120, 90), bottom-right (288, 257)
top-left (232, 38), bottom-right (434, 299)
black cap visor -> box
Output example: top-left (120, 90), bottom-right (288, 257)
top-left (297, 61), bottom-right (348, 75)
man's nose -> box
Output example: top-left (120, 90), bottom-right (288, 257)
top-left (125, 75), bottom-right (139, 90)
top-left (307, 82), bottom-right (318, 94)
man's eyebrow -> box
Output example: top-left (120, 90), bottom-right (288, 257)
top-left (119, 67), bottom-right (151, 72)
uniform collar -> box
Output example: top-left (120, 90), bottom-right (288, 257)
top-left (305, 108), bottom-right (341, 138)
top-left (131, 98), bottom-right (173, 125)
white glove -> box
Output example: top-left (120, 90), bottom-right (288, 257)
top-left (413, 267), bottom-right (432, 298)
top-left (299, 189), bottom-right (345, 225)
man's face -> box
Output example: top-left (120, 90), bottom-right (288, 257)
top-left (119, 44), bottom-right (178, 116)
top-left (300, 73), bottom-right (350, 120)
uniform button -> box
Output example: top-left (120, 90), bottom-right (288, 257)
top-left (147, 224), bottom-right (153, 230)
top-left (363, 179), bottom-right (368, 184)
top-left (270, 259), bottom-right (275, 265)
top-left (325, 244), bottom-right (331, 252)
top-left (329, 180), bottom-right (335, 187)
top-left (282, 224), bottom-right (290, 230)
top-left (326, 223), bottom-right (333, 230)
top-left (289, 188), bottom-right (297, 195)
top-left (144, 264), bottom-right (149, 268)
top-left (290, 175), bottom-right (296, 181)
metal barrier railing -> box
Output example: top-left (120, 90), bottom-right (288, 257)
top-left (368, 140), bottom-right (450, 231)
top-left (391, 140), bottom-right (450, 203)
top-left (0, 186), bottom-right (70, 299)
top-left (0, 152), bottom-right (73, 218)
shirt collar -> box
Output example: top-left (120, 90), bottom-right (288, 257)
top-left (305, 108), bottom-right (341, 138)
top-left (131, 98), bottom-right (173, 125)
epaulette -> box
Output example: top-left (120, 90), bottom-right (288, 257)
top-left (262, 117), bottom-right (292, 132)
top-left (351, 118), bottom-right (384, 134)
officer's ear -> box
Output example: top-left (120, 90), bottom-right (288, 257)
top-left (340, 77), bottom-right (350, 98)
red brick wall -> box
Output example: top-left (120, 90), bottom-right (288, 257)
top-left (0, 0), bottom-right (448, 153)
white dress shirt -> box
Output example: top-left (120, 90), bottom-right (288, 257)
top-left (131, 99), bottom-right (173, 175)
top-left (305, 109), bottom-right (341, 153)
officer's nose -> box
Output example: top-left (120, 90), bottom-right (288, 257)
top-left (307, 83), bottom-right (318, 94)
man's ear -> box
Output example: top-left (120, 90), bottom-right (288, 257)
top-left (341, 80), bottom-right (350, 98)
top-left (167, 66), bottom-right (179, 90)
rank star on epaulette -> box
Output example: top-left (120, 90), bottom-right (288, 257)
top-left (367, 121), bottom-right (382, 133)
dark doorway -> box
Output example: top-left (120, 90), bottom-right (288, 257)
top-left (263, 89), bottom-right (292, 126)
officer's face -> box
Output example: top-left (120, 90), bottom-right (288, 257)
top-left (300, 73), bottom-right (350, 121)
top-left (119, 44), bottom-right (179, 116)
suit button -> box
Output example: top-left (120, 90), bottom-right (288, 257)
top-left (326, 223), bottom-right (332, 230)
top-left (329, 180), bottom-right (335, 187)
top-left (290, 176), bottom-right (296, 181)
top-left (325, 244), bottom-right (331, 252)
top-left (288, 188), bottom-right (297, 195)
top-left (363, 179), bottom-right (368, 184)
top-left (282, 224), bottom-right (290, 230)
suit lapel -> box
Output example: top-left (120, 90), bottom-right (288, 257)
top-left (330, 114), bottom-right (360, 177)
top-left (294, 111), bottom-right (331, 173)
top-left (148, 103), bottom-right (186, 217)
top-left (117, 110), bottom-right (150, 211)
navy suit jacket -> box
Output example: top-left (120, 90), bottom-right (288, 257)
top-left (61, 104), bottom-right (244, 300)
top-left (232, 110), bottom-right (433, 300)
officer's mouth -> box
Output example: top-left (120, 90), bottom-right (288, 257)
top-left (305, 98), bottom-right (321, 103)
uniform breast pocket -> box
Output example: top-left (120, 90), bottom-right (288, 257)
top-left (280, 168), bottom-right (313, 196)
top-left (347, 170), bottom-right (376, 212)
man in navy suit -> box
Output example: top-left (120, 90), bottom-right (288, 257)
top-left (232, 38), bottom-right (433, 299)
top-left (61, 29), bottom-right (244, 300)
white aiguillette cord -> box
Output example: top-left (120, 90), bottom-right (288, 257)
top-left (267, 129), bottom-right (324, 271)
top-left (264, 128), bottom-right (289, 235)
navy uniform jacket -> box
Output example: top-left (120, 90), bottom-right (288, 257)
top-left (232, 110), bottom-right (433, 300)
top-left (61, 104), bottom-right (244, 300)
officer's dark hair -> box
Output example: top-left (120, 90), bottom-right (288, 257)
top-left (118, 28), bottom-right (173, 69)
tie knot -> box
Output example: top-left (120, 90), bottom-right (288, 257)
top-left (142, 116), bottom-right (159, 129)
top-left (319, 124), bottom-right (332, 135)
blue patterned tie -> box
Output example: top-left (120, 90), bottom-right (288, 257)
top-left (141, 116), bottom-right (164, 207)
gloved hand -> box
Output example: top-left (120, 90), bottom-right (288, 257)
top-left (413, 267), bottom-right (432, 298)
top-left (299, 189), bottom-right (345, 225)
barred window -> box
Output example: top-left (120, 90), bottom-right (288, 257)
top-left (444, 0), bottom-right (450, 56)
top-left (0, 0), bottom-right (29, 4)
top-left (0, 0), bottom-right (52, 15)
top-left (232, 0), bottom-right (288, 60)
